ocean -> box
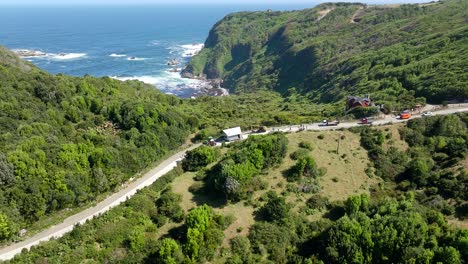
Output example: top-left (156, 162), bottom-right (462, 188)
top-left (0, 4), bottom-right (315, 97)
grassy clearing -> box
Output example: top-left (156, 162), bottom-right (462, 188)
top-left (376, 124), bottom-right (408, 152)
top-left (169, 129), bottom-right (379, 248)
top-left (447, 219), bottom-right (468, 229)
top-left (170, 172), bottom-right (255, 246)
top-left (262, 130), bottom-right (378, 204)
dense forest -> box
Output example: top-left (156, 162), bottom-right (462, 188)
top-left (185, 0), bottom-right (468, 109)
top-left (7, 114), bottom-right (467, 263)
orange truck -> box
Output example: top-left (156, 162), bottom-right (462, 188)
top-left (399, 110), bottom-right (412, 119)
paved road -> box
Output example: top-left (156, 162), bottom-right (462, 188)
top-left (267, 106), bottom-right (468, 133)
top-left (1, 105), bottom-right (467, 261)
top-left (0, 144), bottom-right (200, 261)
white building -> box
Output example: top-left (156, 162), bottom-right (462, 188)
top-left (222, 127), bottom-right (242, 142)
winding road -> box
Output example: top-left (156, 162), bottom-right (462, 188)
top-left (0, 144), bottom-right (200, 261)
top-left (0, 105), bottom-right (467, 261)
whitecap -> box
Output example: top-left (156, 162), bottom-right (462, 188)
top-left (111, 75), bottom-right (161, 84)
top-left (150, 40), bottom-right (164, 46)
top-left (109, 53), bottom-right (126, 57)
top-left (111, 72), bottom-right (206, 89)
top-left (13, 49), bottom-right (87, 60)
top-left (49, 53), bottom-right (87, 60)
top-left (179, 43), bottom-right (204, 57)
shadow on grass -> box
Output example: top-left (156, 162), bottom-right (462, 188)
top-left (190, 185), bottom-right (227, 209)
top-left (323, 206), bottom-right (345, 221)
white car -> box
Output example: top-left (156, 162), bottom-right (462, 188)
top-left (422, 111), bottom-right (433, 117)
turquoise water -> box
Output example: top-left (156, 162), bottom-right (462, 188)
top-left (0, 4), bottom-right (315, 97)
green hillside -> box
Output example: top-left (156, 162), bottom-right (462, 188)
top-left (185, 0), bottom-right (468, 108)
top-left (0, 46), bottom-right (197, 240)
top-left (8, 118), bottom-right (467, 263)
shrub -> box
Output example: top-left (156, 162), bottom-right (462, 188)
top-left (299, 141), bottom-right (313, 150)
top-left (182, 146), bottom-right (218, 171)
top-left (258, 192), bottom-right (290, 222)
top-left (306, 195), bottom-right (330, 210)
top-left (318, 134), bottom-right (325, 139)
top-left (290, 149), bottom-right (309, 160)
top-left (287, 155), bottom-right (320, 181)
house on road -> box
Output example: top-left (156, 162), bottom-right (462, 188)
top-left (222, 127), bottom-right (242, 142)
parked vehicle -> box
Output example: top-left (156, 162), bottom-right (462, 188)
top-left (208, 139), bottom-right (217, 146)
top-left (399, 110), bottom-right (412, 119)
top-left (422, 111), bottom-right (433, 117)
top-left (359, 118), bottom-right (373, 125)
top-left (319, 120), bottom-right (340, 126)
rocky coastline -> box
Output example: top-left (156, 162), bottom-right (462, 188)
top-left (180, 66), bottom-right (228, 97)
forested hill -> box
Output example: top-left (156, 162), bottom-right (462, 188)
top-left (0, 46), bottom-right (197, 239)
top-left (184, 0), bottom-right (468, 106)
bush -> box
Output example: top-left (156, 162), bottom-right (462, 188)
top-left (287, 155), bottom-right (320, 181)
top-left (318, 134), bottom-right (325, 140)
top-left (182, 146), bottom-right (219, 171)
top-left (299, 141), bottom-right (313, 150)
top-left (258, 191), bottom-right (290, 222)
top-left (306, 195), bottom-right (330, 210)
top-left (156, 190), bottom-right (185, 222)
top-left (290, 149), bottom-right (309, 160)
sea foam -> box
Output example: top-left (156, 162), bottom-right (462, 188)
top-left (180, 43), bottom-right (204, 57)
top-left (13, 49), bottom-right (87, 60)
top-left (49, 53), bottom-right (87, 60)
top-left (109, 53), bottom-right (126, 57)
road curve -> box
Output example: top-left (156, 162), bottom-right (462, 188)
top-left (0, 144), bottom-right (200, 261)
top-left (1, 106), bottom-right (467, 261)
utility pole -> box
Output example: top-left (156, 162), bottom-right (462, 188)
top-left (337, 134), bottom-right (341, 154)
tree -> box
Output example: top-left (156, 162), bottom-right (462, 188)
top-left (127, 227), bottom-right (145, 251)
top-left (182, 146), bottom-right (218, 171)
top-left (405, 158), bottom-right (433, 187)
top-left (185, 205), bottom-right (213, 232)
top-left (0, 213), bottom-right (11, 240)
top-left (0, 152), bottom-right (15, 187)
top-left (156, 190), bottom-right (184, 222)
top-left (259, 191), bottom-right (290, 222)
top-left (288, 155), bottom-right (319, 181)
top-left (434, 246), bottom-right (461, 264)
top-left (345, 194), bottom-right (370, 215)
top-left (230, 236), bottom-right (252, 261)
top-left (157, 238), bottom-right (183, 264)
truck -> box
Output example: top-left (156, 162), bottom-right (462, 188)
top-left (319, 120), bottom-right (340, 126)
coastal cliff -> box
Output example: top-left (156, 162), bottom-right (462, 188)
top-left (184, 0), bottom-right (468, 104)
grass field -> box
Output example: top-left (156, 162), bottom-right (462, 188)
top-left (375, 123), bottom-right (408, 152)
top-left (169, 129), bottom-right (380, 247)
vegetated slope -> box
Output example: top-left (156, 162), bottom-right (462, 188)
top-left (185, 0), bottom-right (468, 107)
top-left (0, 46), bottom-right (197, 242)
top-left (8, 121), bottom-right (468, 264)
